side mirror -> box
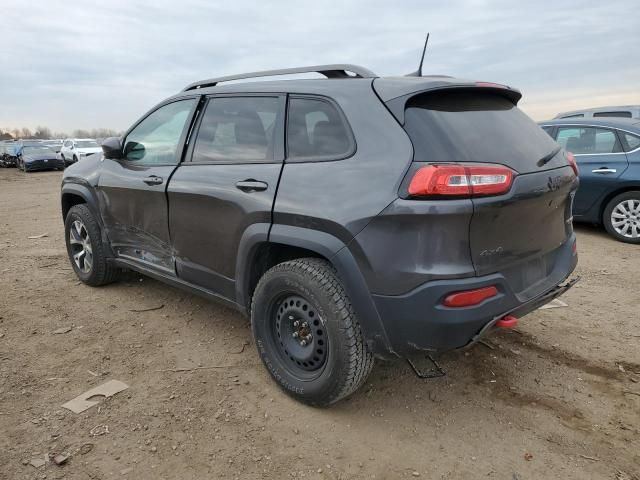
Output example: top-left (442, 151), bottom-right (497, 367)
top-left (101, 137), bottom-right (123, 159)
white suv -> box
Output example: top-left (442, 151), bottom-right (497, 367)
top-left (60, 139), bottom-right (102, 166)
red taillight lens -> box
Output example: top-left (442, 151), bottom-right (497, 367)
top-left (443, 286), bottom-right (498, 308)
top-left (566, 152), bottom-right (578, 177)
top-left (408, 164), bottom-right (514, 197)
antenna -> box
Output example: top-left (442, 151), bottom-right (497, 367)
top-left (406, 33), bottom-right (430, 77)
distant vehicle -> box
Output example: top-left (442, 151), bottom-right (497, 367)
top-left (18, 144), bottom-right (64, 172)
top-left (43, 139), bottom-right (64, 154)
top-left (61, 63), bottom-right (578, 405)
top-left (539, 118), bottom-right (640, 243)
top-left (60, 139), bottom-right (101, 166)
top-left (554, 106), bottom-right (640, 120)
top-left (0, 140), bottom-right (18, 167)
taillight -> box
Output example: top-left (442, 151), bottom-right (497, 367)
top-left (408, 164), bottom-right (514, 198)
top-left (566, 152), bottom-right (578, 177)
top-left (442, 286), bottom-right (498, 307)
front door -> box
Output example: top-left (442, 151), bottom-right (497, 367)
top-left (555, 125), bottom-right (628, 216)
top-left (97, 98), bottom-right (198, 272)
top-left (168, 95), bottom-right (285, 299)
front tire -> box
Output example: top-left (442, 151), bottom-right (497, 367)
top-left (603, 191), bottom-right (640, 244)
top-left (251, 258), bottom-right (374, 406)
top-left (64, 204), bottom-right (119, 286)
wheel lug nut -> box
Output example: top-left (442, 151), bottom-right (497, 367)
top-left (302, 322), bottom-right (308, 328)
top-left (305, 335), bottom-right (312, 342)
top-left (292, 332), bottom-right (299, 338)
top-left (300, 340), bottom-right (307, 346)
top-left (293, 320), bottom-right (300, 327)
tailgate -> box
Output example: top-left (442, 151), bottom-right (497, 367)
top-left (470, 164), bottom-right (576, 297)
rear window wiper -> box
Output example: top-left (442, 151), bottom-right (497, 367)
top-left (537, 146), bottom-right (561, 168)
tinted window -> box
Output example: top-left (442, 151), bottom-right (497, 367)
top-left (593, 111), bottom-right (632, 118)
top-left (561, 114), bottom-right (584, 118)
top-left (556, 127), bottom-right (619, 154)
top-left (192, 97), bottom-right (279, 163)
top-left (287, 97), bottom-right (353, 160)
top-left (124, 99), bottom-right (196, 164)
top-left (404, 91), bottom-right (558, 171)
top-left (622, 132), bottom-right (640, 152)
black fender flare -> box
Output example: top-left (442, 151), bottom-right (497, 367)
top-left (61, 181), bottom-right (115, 257)
top-left (236, 223), bottom-right (395, 357)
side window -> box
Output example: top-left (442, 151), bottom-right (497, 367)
top-left (287, 97), bottom-right (354, 160)
top-left (541, 126), bottom-right (554, 137)
top-left (556, 127), bottom-right (619, 154)
top-left (124, 99), bottom-right (196, 164)
top-left (191, 97), bottom-right (280, 163)
top-left (561, 114), bottom-right (584, 118)
top-left (621, 132), bottom-right (640, 152)
top-left (593, 111), bottom-right (632, 118)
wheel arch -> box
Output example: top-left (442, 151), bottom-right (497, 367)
top-left (235, 224), bottom-right (394, 357)
top-left (599, 185), bottom-right (640, 224)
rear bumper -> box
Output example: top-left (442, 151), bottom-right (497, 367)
top-left (371, 235), bottom-right (578, 354)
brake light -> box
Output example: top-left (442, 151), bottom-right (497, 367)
top-left (475, 81), bottom-right (509, 90)
top-left (408, 164), bottom-right (514, 197)
top-left (566, 152), bottom-right (578, 176)
top-left (442, 286), bottom-right (498, 307)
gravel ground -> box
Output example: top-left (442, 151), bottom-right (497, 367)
top-left (1, 169), bottom-right (638, 480)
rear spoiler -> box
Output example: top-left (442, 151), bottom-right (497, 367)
top-left (374, 79), bottom-right (522, 125)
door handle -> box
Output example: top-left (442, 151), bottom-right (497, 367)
top-left (143, 175), bottom-right (164, 186)
top-left (591, 168), bottom-right (617, 174)
top-left (235, 179), bottom-right (268, 192)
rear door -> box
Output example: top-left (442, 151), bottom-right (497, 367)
top-left (167, 95), bottom-right (285, 299)
top-left (554, 125), bottom-right (628, 216)
top-left (97, 98), bottom-right (198, 272)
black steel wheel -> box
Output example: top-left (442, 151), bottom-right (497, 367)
top-left (251, 258), bottom-right (374, 406)
top-left (271, 294), bottom-right (328, 377)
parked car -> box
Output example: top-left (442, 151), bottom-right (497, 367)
top-left (60, 138), bottom-right (101, 166)
top-left (18, 144), bottom-right (64, 172)
top-left (61, 64), bottom-right (578, 405)
top-left (539, 118), bottom-right (640, 243)
top-left (43, 139), bottom-right (64, 154)
top-left (0, 140), bottom-right (18, 167)
top-left (555, 105), bottom-right (640, 120)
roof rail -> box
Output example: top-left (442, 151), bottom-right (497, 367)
top-left (182, 64), bottom-right (377, 91)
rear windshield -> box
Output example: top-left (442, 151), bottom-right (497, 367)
top-left (404, 90), bottom-right (558, 172)
top-left (76, 140), bottom-right (99, 148)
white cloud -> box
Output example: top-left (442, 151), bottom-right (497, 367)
top-left (1, 0), bottom-right (638, 131)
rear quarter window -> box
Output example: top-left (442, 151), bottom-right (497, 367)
top-left (286, 97), bottom-right (354, 161)
top-left (593, 111), bottom-right (633, 118)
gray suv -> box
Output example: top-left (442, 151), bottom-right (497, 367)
top-left (61, 64), bottom-right (578, 405)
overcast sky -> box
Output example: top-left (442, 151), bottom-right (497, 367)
top-left (1, 0), bottom-right (638, 133)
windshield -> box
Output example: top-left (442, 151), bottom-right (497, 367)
top-left (24, 146), bottom-right (55, 154)
top-left (404, 90), bottom-right (559, 173)
top-left (76, 140), bottom-right (99, 148)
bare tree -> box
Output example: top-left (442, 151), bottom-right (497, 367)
top-left (34, 126), bottom-right (52, 139)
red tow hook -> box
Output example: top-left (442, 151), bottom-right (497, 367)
top-left (496, 315), bottom-right (518, 328)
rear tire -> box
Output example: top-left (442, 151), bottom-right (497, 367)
top-left (64, 204), bottom-right (119, 286)
top-left (603, 191), bottom-right (640, 244)
top-left (251, 258), bottom-right (374, 406)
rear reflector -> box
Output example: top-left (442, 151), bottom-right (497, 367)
top-left (442, 286), bottom-right (498, 307)
top-left (408, 164), bottom-right (514, 198)
top-left (566, 152), bottom-right (578, 176)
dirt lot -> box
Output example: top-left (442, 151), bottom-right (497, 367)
top-left (0, 169), bottom-right (638, 480)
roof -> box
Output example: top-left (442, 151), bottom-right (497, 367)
top-left (539, 117), bottom-right (640, 133)
top-left (172, 64), bottom-right (521, 105)
top-left (555, 105), bottom-right (640, 118)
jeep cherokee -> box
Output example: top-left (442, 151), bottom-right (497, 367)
top-left (60, 64), bottom-right (578, 406)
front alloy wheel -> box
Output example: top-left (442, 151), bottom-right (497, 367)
top-left (68, 219), bottom-right (93, 273)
